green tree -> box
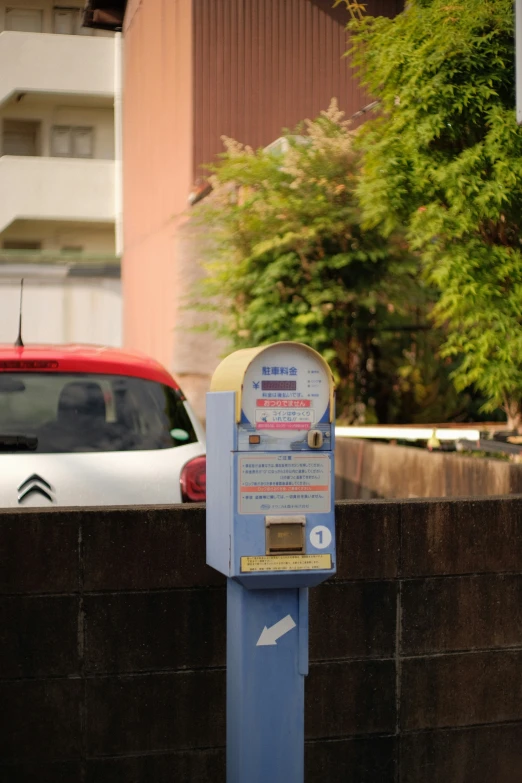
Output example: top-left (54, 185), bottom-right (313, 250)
top-left (348, 0), bottom-right (522, 429)
top-left (192, 101), bottom-right (439, 422)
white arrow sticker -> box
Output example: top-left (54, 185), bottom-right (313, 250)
top-left (256, 615), bottom-right (297, 646)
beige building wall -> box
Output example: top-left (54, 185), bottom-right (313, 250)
top-left (0, 2), bottom-right (118, 254)
top-left (0, 269), bottom-right (121, 345)
top-left (0, 0), bottom-right (121, 349)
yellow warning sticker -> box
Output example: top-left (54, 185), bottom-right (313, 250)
top-left (240, 554), bottom-right (332, 573)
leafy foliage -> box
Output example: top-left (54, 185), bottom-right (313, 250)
top-left (348, 0), bottom-right (522, 428)
top-left (192, 101), bottom-right (466, 422)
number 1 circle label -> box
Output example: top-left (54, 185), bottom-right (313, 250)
top-left (309, 525), bottom-right (332, 550)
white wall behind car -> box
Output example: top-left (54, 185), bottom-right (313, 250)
top-left (0, 267), bottom-right (122, 346)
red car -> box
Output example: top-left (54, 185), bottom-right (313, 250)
top-left (0, 343), bottom-right (206, 507)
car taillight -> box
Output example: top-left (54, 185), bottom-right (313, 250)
top-left (180, 456), bottom-right (206, 502)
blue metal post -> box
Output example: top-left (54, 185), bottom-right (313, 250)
top-left (227, 580), bottom-right (309, 783)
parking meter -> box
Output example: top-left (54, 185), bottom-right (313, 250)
top-left (207, 341), bottom-right (336, 586)
top-left (206, 342), bottom-right (336, 783)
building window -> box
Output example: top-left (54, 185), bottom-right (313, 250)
top-left (51, 126), bottom-right (94, 158)
top-left (3, 241), bottom-right (42, 251)
top-left (2, 120), bottom-right (41, 157)
top-left (53, 6), bottom-right (91, 35)
top-left (5, 8), bottom-right (43, 32)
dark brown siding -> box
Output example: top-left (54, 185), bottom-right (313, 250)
top-left (193, 0), bottom-right (402, 176)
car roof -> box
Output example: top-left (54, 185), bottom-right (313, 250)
top-left (0, 344), bottom-right (180, 389)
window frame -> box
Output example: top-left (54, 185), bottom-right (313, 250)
top-left (5, 7), bottom-right (44, 33)
top-left (50, 125), bottom-right (94, 159)
top-left (2, 240), bottom-right (42, 251)
top-left (72, 126), bottom-right (95, 158)
top-left (2, 119), bottom-right (41, 157)
top-left (53, 6), bottom-right (92, 36)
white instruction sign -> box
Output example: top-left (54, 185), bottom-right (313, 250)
top-left (255, 407), bottom-right (315, 430)
top-left (238, 454), bottom-right (331, 514)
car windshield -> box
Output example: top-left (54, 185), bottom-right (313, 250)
top-left (0, 372), bottom-right (197, 453)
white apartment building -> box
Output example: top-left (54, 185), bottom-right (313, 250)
top-left (0, 0), bottom-right (122, 345)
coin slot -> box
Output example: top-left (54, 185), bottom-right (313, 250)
top-left (307, 429), bottom-right (324, 449)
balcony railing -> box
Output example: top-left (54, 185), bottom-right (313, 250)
top-left (0, 155), bottom-right (115, 232)
top-left (0, 31), bottom-right (115, 106)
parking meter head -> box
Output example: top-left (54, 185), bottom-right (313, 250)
top-left (206, 342), bottom-right (337, 588)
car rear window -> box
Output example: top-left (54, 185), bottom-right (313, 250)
top-left (0, 372), bottom-right (198, 453)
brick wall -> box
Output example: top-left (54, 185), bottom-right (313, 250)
top-left (1, 498), bottom-right (521, 782)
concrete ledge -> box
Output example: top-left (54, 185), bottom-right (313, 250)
top-left (335, 437), bottom-right (522, 499)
